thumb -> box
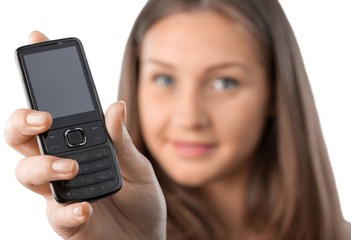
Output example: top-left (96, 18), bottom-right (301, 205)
top-left (105, 101), bottom-right (157, 184)
top-left (29, 31), bottom-right (49, 44)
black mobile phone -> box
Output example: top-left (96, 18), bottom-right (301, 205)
top-left (15, 37), bottom-right (122, 203)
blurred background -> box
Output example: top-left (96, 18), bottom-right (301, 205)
top-left (0, 1), bottom-right (350, 239)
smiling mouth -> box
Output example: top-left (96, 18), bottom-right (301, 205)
top-left (172, 141), bottom-right (214, 157)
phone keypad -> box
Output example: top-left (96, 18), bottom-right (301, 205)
top-left (63, 181), bottom-right (117, 199)
top-left (60, 169), bottom-right (114, 189)
top-left (53, 146), bottom-right (118, 200)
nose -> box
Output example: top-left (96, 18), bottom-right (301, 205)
top-left (170, 86), bottom-right (209, 129)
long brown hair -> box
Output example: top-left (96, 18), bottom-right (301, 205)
top-left (118, 0), bottom-right (346, 239)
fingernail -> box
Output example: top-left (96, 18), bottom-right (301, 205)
top-left (74, 203), bottom-right (92, 218)
top-left (73, 205), bottom-right (83, 217)
top-left (52, 159), bottom-right (75, 173)
top-left (26, 113), bottom-right (46, 126)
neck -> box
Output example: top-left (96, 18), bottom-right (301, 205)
top-left (199, 160), bottom-right (255, 239)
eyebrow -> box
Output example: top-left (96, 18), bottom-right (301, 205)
top-left (142, 59), bottom-right (249, 73)
top-left (142, 59), bottom-right (175, 69)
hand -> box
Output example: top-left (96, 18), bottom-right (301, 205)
top-left (5, 31), bottom-right (166, 240)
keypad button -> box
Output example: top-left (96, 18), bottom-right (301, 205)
top-left (78, 158), bottom-right (110, 176)
top-left (64, 128), bottom-right (87, 147)
top-left (60, 179), bottom-right (118, 200)
top-left (88, 122), bottom-right (107, 145)
top-left (44, 130), bottom-right (68, 154)
top-left (67, 130), bottom-right (84, 145)
top-left (62, 169), bottom-right (115, 189)
top-left (67, 147), bottom-right (110, 164)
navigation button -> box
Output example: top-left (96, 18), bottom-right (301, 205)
top-left (64, 128), bottom-right (87, 147)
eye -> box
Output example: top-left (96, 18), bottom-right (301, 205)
top-left (153, 74), bottom-right (174, 86)
top-left (212, 77), bottom-right (238, 90)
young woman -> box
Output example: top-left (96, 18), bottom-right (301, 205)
top-left (5, 0), bottom-right (350, 239)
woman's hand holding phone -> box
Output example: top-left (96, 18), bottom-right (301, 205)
top-left (5, 31), bottom-right (166, 240)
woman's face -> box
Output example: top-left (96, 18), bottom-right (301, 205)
top-left (138, 10), bottom-right (271, 187)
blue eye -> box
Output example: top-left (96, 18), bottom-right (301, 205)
top-left (213, 77), bottom-right (238, 90)
top-left (154, 74), bottom-right (173, 86)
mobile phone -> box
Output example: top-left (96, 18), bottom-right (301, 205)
top-left (15, 37), bottom-right (122, 203)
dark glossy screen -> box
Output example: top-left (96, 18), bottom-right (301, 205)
top-left (23, 46), bottom-right (94, 119)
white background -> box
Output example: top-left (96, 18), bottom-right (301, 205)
top-left (0, 1), bottom-right (350, 239)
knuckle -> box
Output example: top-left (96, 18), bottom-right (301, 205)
top-left (124, 135), bottom-right (135, 151)
top-left (15, 156), bottom-right (54, 186)
top-left (4, 109), bottom-right (28, 146)
top-left (4, 119), bottom-right (16, 147)
top-left (120, 136), bottom-right (136, 156)
top-left (15, 158), bottom-right (30, 185)
top-left (114, 128), bottom-right (135, 154)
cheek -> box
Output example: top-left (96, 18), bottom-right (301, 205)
top-left (137, 84), bottom-right (168, 147)
top-left (213, 94), bottom-right (269, 162)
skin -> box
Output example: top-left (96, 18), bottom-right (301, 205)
top-left (5, 33), bottom-right (166, 240)
top-left (6, 10), bottom-right (272, 240)
top-left (139, 10), bottom-right (270, 186)
top-left (138, 11), bottom-right (271, 238)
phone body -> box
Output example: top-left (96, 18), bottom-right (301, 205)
top-left (15, 37), bottom-right (122, 203)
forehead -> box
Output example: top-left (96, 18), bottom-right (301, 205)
top-left (140, 10), bottom-right (262, 66)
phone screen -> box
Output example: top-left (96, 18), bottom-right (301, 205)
top-left (23, 46), bottom-right (94, 119)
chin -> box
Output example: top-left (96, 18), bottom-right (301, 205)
top-left (170, 172), bottom-right (214, 188)
top-left (159, 159), bottom-right (222, 187)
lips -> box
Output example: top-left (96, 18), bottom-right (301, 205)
top-left (172, 141), bottom-right (214, 157)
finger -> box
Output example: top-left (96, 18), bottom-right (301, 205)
top-left (5, 109), bottom-right (52, 156)
top-left (29, 31), bottom-right (49, 44)
top-left (105, 101), bottom-right (157, 184)
top-left (16, 155), bottom-right (78, 196)
top-left (46, 200), bottom-right (92, 233)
